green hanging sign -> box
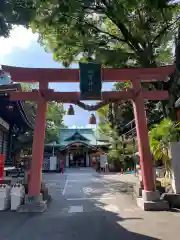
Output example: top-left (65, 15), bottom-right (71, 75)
top-left (79, 62), bottom-right (102, 100)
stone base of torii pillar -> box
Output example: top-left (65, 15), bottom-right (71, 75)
top-left (136, 190), bottom-right (169, 211)
top-left (17, 194), bottom-right (47, 213)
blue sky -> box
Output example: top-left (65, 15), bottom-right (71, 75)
top-left (0, 27), bottom-right (114, 127)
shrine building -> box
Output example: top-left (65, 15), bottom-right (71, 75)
top-left (44, 128), bottom-right (110, 169)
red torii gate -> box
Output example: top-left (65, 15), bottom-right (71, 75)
top-left (2, 64), bottom-right (175, 210)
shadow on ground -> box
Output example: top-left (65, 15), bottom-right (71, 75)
top-left (98, 174), bottom-right (135, 194)
top-left (0, 203), bottom-right (160, 240)
top-left (0, 175), bottom-right (160, 240)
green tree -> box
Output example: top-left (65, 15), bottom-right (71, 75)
top-left (0, 0), bottom-right (35, 37)
top-left (45, 101), bottom-right (66, 143)
top-left (98, 103), bottom-right (137, 170)
top-left (14, 84), bottom-right (66, 154)
top-left (2, 1), bottom-right (180, 154)
top-left (149, 119), bottom-right (180, 173)
top-left (32, 0), bottom-right (178, 67)
top-left (31, 0), bottom-right (180, 130)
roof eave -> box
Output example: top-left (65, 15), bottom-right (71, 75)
top-left (0, 84), bottom-right (34, 129)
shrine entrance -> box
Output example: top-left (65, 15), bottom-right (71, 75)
top-left (69, 152), bottom-right (86, 168)
top-left (66, 144), bottom-right (88, 168)
top-left (1, 63), bottom-right (175, 210)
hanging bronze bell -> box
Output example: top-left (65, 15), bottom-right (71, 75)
top-left (89, 113), bottom-right (96, 124)
top-left (67, 105), bottom-right (75, 115)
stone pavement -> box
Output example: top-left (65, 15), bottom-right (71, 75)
top-left (0, 168), bottom-right (180, 239)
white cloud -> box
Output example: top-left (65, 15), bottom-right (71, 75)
top-left (0, 26), bottom-right (38, 62)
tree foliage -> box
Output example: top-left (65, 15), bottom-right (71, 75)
top-left (149, 119), bottom-right (180, 171)
top-left (0, 0), bottom-right (35, 37)
top-left (31, 0), bottom-right (180, 132)
top-left (45, 101), bottom-right (66, 143)
top-left (32, 0), bottom-right (179, 67)
top-left (14, 84), bottom-right (66, 153)
top-left (2, 0), bottom-right (180, 154)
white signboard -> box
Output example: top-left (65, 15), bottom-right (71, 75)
top-left (49, 156), bottom-right (57, 171)
top-left (100, 154), bottom-right (107, 168)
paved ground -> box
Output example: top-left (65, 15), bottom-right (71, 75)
top-left (0, 168), bottom-right (180, 239)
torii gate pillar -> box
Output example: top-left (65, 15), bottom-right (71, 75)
top-left (132, 80), bottom-right (168, 210)
top-left (132, 80), bottom-right (155, 191)
top-left (27, 82), bottom-right (48, 206)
